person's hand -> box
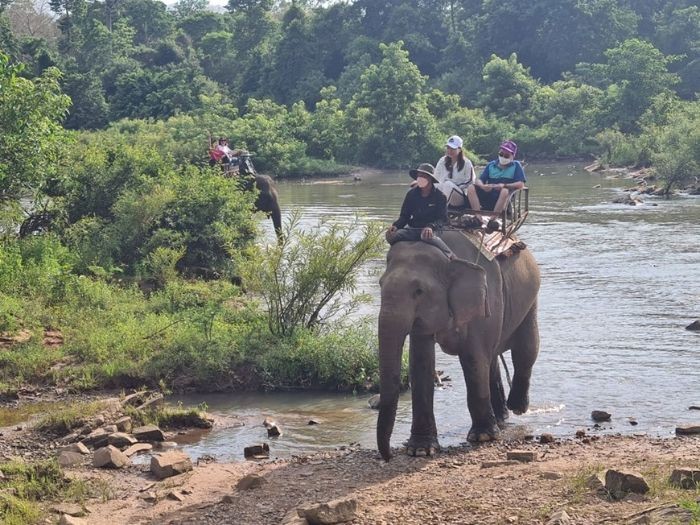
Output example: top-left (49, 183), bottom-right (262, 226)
top-left (421, 227), bottom-right (433, 240)
top-left (409, 180), bottom-right (418, 188)
top-left (388, 225), bottom-right (397, 234)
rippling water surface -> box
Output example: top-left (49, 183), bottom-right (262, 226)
top-left (174, 164), bottom-right (700, 461)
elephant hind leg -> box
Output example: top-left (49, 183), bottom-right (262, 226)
top-left (460, 352), bottom-right (500, 443)
top-left (507, 303), bottom-right (539, 415)
top-left (490, 357), bottom-right (509, 427)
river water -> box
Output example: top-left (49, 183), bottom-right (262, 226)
top-left (173, 163), bottom-right (700, 461)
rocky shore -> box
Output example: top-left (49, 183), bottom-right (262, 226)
top-left (583, 161), bottom-right (700, 206)
top-left (52, 435), bottom-right (700, 525)
top-left (2, 390), bottom-right (699, 525)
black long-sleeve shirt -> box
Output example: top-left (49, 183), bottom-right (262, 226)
top-left (393, 186), bottom-right (448, 230)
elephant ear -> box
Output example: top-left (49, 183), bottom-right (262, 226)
top-left (447, 260), bottom-right (489, 327)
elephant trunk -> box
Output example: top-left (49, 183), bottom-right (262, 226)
top-left (270, 201), bottom-right (282, 241)
top-left (377, 310), bottom-right (410, 461)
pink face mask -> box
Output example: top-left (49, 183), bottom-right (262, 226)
top-left (416, 176), bottom-right (430, 188)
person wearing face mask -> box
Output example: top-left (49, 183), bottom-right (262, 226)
top-left (387, 163), bottom-right (457, 260)
top-left (434, 135), bottom-right (476, 208)
top-left (466, 140), bottom-right (526, 214)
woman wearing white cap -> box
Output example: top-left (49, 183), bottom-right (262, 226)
top-left (434, 135), bottom-right (475, 208)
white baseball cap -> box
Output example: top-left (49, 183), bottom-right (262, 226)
top-left (446, 135), bottom-right (463, 149)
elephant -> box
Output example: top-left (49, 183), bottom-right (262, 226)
top-left (376, 230), bottom-right (540, 461)
top-left (252, 173), bottom-right (282, 239)
top-left (233, 155), bottom-right (282, 239)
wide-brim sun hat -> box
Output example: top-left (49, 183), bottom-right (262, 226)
top-left (409, 163), bottom-right (440, 184)
top-left (446, 135), bottom-right (463, 149)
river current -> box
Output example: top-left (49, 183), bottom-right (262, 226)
top-left (173, 163), bottom-right (699, 461)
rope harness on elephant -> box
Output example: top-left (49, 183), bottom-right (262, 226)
top-left (389, 226), bottom-right (527, 262)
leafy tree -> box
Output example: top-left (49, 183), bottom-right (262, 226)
top-left (306, 2), bottom-right (359, 81)
top-left (349, 41), bottom-right (439, 167)
top-left (0, 13), bottom-right (18, 60)
top-left (602, 39), bottom-right (679, 131)
top-left (0, 54), bottom-right (70, 215)
top-left (171, 0), bottom-right (208, 19)
top-left (467, 0), bottom-right (638, 82)
top-left (75, 18), bottom-right (134, 72)
top-left (645, 101), bottom-right (700, 193)
top-left (54, 139), bottom-right (257, 275)
top-left (120, 0), bottom-right (174, 46)
top-left (435, 31), bottom-right (482, 104)
top-left (522, 81), bottom-right (605, 156)
top-left (226, 0), bottom-right (272, 14)
top-left (231, 98), bottom-right (308, 175)
top-left (478, 53), bottom-right (539, 123)
top-left (267, 3), bottom-right (320, 105)
top-left (176, 11), bottom-right (227, 46)
top-left (49, 0), bottom-right (86, 51)
top-left (653, 5), bottom-right (700, 99)
top-left (198, 30), bottom-right (235, 85)
top-left (62, 70), bottom-right (109, 129)
top-left (303, 86), bottom-right (349, 160)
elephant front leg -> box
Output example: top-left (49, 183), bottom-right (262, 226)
top-left (460, 352), bottom-right (500, 442)
top-left (406, 333), bottom-right (440, 456)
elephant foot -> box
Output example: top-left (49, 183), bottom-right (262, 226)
top-left (405, 435), bottom-right (441, 457)
top-left (507, 391), bottom-right (530, 415)
top-left (467, 424), bottom-right (500, 443)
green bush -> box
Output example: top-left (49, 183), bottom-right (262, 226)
top-left (595, 128), bottom-right (640, 166)
top-left (643, 100), bottom-right (700, 192)
top-left (54, 142), bottom-right (258, 277)
top-left (254, 321), bottom-right (383, 392)
top-left (0, 459), bottom-right (94, 524)
top-left (240, 212), bottom-right (385, 336)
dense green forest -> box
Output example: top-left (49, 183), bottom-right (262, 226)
top-left (1, 0), bottom-right (699, 170)
top-left (0, 0), bottom-right (699, 398)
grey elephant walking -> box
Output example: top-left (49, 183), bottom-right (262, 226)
top-left (252, 174), bottom-right (282, 239)
top-left (231, 155), bottom-right (282, 239)
top-left (376, 231), bottom-right (540, 460)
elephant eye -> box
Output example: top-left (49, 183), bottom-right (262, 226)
top-left (413, 288), bottom-right (423, 298)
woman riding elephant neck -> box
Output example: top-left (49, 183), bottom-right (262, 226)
top-left (386, 163), bottom-right (458, 261)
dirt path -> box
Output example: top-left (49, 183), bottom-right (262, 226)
top-left (76, 435), bottom-right (700, 525)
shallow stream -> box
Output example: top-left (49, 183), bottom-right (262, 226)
top-left (172, 163), bottom-right (700, 461)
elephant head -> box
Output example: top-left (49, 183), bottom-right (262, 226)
top-left (376, 243), bottom-right (489, 460)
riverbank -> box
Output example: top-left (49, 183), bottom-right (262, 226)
top-left (3, 390), bottom-right (698, 524)
top-left (12, 432), bottom-right (700, 525)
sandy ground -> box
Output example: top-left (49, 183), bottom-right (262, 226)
top-left (68, 435), bottom-right (700, 525)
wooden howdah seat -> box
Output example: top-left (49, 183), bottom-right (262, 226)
top-left (446, 188), bottom-right (529, 261)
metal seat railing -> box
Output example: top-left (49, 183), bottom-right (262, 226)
top-left (447, 187), bottom-right (529, 237)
